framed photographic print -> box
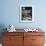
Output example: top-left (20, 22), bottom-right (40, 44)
top-left (20, 5), bottom-right (34, 22)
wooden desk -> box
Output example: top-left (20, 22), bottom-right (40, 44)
top-left (2, 29), bottom-right (45, 46)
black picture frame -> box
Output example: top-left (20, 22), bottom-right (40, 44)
top-left (20, 5), bottom-right (34, 22)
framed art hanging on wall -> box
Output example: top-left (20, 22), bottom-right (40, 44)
top-left (20, 5), bottom-right (34, 22)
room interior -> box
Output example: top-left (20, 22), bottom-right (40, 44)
top-left (0, 0), bottom-right (46, 46)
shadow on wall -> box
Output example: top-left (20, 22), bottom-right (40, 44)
top-left (0, 24), bottom-right (7, 43)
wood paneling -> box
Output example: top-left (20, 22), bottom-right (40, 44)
top-left (24, 32), bottom-right (45, 46)
top-left (2, 31), bottom-right (45, 46)
top-left (3, 32), bottom-right (23, 46)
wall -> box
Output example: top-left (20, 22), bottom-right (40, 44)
top-left (0, 0), bottom-right (46, 29)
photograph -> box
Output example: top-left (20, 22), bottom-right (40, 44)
top-left (20, 5), bottom-right (34, 22)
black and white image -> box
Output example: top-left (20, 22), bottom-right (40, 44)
top-left (20, 5), bottom-right (34, 22)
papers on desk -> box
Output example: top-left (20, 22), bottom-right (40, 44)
top-left (7, 24), bottom-right (16, 32)
top-left (24, 28), bottom-right (38, 32)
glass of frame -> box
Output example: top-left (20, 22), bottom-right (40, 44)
top-left (20, 5), bottom-right (34, 22)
